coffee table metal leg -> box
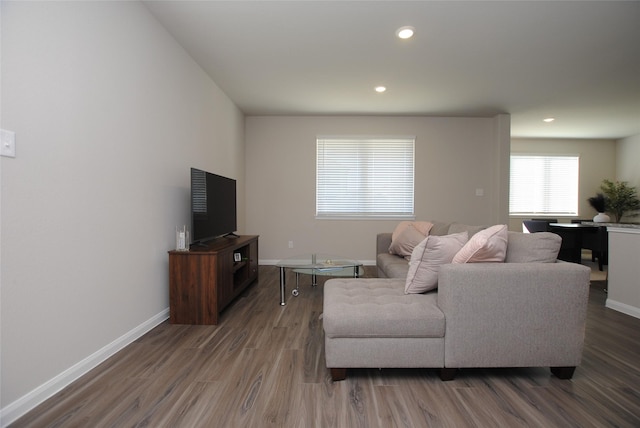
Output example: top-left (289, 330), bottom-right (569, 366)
top-left (292, 272), bottom-right (300, 297)
top-left (280, 266), bottom-right (286, 305)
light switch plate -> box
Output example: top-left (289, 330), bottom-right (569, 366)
top-left (1, 129), bottom-right (16, 158)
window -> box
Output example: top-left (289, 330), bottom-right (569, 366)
top-left (316, 136), bottom-right (415, 219)
top-left (509, 155), bottom-right (579, 216)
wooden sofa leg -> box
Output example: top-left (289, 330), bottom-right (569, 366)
top-left (439, 368), bottom-right (458, 381)
top-left (330, 368), bottom-right (347, 381)
top-left (550, 366), bottom-right (576, 379)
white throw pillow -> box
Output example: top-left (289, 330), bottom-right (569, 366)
top-left (452, 224), bottom-right (508, 264)
top-left (405, 232), bottom-right (469, 294)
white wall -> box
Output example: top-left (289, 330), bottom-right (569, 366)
top-left (509, 138), bottom-right (617, 230)
top-left (0, 1), bottom-right (244, 420)
top-left (616, 133), bottom-right (640, 190)
top-left (245, 115), bottom-right (510, 263)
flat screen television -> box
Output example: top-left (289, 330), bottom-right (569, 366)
top-left (191, 168), bottom-right (237, 244)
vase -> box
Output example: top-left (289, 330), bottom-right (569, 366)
top-left (593, 212), bottom-right (610, 223)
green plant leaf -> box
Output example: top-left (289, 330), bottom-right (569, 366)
top-left (600, 179), bottom-right (640, 222)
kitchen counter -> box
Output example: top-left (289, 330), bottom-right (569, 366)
top-left (581, 222), bottom-right (640, 229)
top-left (605, 226), bottom-right (640, 319)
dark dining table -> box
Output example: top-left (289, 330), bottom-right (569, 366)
top-left (548, 223), bottom-right (607, 266)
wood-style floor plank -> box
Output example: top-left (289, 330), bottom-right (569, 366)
top-left (9, 265), bottom-right (640, 427)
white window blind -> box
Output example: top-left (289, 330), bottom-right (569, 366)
top-left (509, 155), bottom-right (579, 216)
top-left (316, 136), bottom-right (415, 219)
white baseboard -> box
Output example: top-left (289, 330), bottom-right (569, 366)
top-left (606, 299), bottom-right (640, 319)
top-left (0, 308), bottom-right (169, 428)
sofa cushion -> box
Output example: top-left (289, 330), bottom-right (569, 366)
top-left (323, 278), bottom-right (445, 338)
top-left (447, 223), bottom-right (487, 238)
top-left (505, 231), bottom-right (561, 263)
top-left (376, 253), bottom-right (411, 278)
top-left (405, 232), bottom-right (469, 294)
top-left (452, 224), bottom-right (508, 263)
top-left (428, 221), bottom-right (453, 236)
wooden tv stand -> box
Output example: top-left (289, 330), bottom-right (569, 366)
top-left (168, 235), bottom-right (259, 325)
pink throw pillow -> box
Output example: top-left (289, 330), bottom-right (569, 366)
top-left (389, 221), bottom-right (434, 257)
top-left (452, 224), bottom-right (508, 264)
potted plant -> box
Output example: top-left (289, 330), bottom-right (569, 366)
top-left (587, 193), bottom-right (609, 222)
top-left (599, 179), bottom-right (640, 223)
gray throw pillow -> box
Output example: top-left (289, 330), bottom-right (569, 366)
top-left (505, 231), bottom-right (561, 263)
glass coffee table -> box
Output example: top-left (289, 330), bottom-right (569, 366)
top-left (276, 253), bottom-right (363, 305)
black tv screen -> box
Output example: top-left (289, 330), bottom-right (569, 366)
top-left (191, 168), bottom-right (237, 244)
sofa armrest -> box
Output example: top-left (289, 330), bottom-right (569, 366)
top-left (377, 233), bottom-right (392, 255)
top-left (437, 262), bottom-right (590, 368)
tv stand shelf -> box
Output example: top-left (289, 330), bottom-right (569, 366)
top-left (232, 260), bottom-right (247, 273)
top-left (169, 235), bottom-right (259, 325)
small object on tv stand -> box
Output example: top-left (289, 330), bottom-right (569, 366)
top-left (175, 225), bottom-right (189, 251)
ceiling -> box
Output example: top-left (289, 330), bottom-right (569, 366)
top-left (144, 1), bottom-right (640, 139)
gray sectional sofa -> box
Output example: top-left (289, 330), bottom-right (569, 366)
top-left (323, 222), bottom-right (591, 381)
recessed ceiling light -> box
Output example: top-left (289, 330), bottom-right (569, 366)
top-left (543, 117), bottom-right (555, 123)
top-left (375, 86), bottom-right (387, 93)
top-left (396, 26), bottom-right (415, 39)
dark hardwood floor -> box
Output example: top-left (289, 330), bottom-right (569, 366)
top-left (10, 263), bottom-right (640, 427)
